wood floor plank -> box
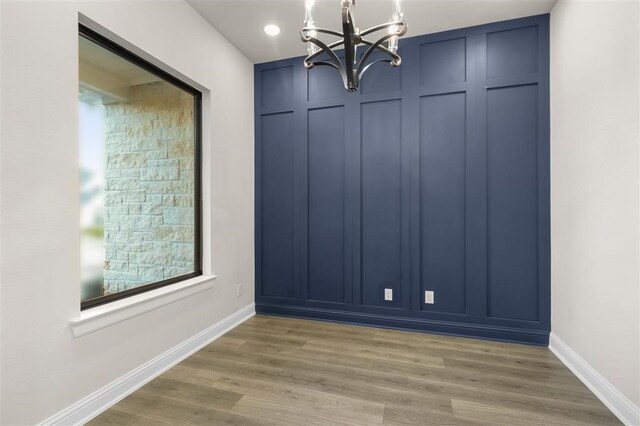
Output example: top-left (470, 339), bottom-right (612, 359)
top-left (212, 375), bottom-right (385, 425)
top-left (113, 391), bottom-right (273, 426)
top-left (86, 408), bottom-right (147, 426)
top-left (230, 395), bottom-right (357, 426)
top-left (161, 363), bottom-right (224, 387)
top-left (451, 398), bottom-right (605, 426)
top-left (91, 315), bottom-right (621, 425)
top-left (383, 404), bottom-right (487, 426)
top-left (136, 376), bottom-right (242, 410)
top-left (408, 375), bottom-right (619, 425)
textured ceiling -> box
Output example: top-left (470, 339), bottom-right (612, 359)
top-left (187, 0), bottom-right (557, 64)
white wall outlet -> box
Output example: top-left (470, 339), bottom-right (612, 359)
top-left (384, 288), bottom-right (393, 301)
top-left (425, 290), bottom-right (435, 304)
top-left (236, 283), bottom-right (243, 297)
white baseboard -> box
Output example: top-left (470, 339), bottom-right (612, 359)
top-left (40, 303), bottom-right (256, 426)
top-left (549, 332), bottom-right (640, 426)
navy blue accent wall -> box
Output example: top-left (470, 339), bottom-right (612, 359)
top-left (254, 15), bottom-right (550, 345)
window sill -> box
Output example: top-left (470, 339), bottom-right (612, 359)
top-left (69, 275), bottom-right (217, 337)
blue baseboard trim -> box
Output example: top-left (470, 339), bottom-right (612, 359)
top-left (256, 303), bottom-right (549, 346)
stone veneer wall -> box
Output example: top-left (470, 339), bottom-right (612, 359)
top-left (103, 81), bottom-right (195, 294)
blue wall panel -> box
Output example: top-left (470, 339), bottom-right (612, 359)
top-left (308, 107), bottom-right (347, 302)
top-left (361, 100), bottom-right (403, 308)
top-left (261, 66), bottom-right (293, 107)
top-left (255, 15), bottom-right (550, 345)
top-left (487, 26), bottom-right (538, 78)
top-left (420, 38), bottom-right (466, 86)
top-left (420, 93), bottom-right (466, 314)
top-left (360, 50), bottom-right (403, 94)
top-left (486, 84), bottom-right (539, 321)
top-left (260, 112), bottom-right (295, 298)
top-left (308, 62), bottom-right (345, 101)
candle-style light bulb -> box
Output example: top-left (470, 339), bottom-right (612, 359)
top-left (307, 24), bottom-right (319, 55)
top-left (304, 0), bottom-right (319, 55)
top-left (388, 0), bottom-right (403, 53)
top-left (394, 0), bottom-right (403, 17)
top-left (305, 0), bottom-right (315, 23)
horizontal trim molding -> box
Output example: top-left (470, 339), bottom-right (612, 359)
top-left (70, 275), bottom-right (217, 337)
top-left (549, 333), bottom-right (640, 426)
top-left (43, 303), bottom-right (256, 425)
top-left (256, 303), bottom-right (549, 345)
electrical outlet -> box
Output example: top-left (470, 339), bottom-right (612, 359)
top-left (384, 288), bottom-right (393, 301)
top-left (425, 290), bottom-right (434, 304)
top-left (236, 283), bottom-right (243, 297)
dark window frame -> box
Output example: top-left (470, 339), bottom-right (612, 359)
top-left (79, 23), bottom-right (203, 311)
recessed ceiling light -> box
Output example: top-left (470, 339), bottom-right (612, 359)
top-left (264, 24), bottom-right (280, 36)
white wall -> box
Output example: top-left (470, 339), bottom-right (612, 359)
top-left (0, 1), bottom-right (254, 424)
top-left (551, 0), bottom-right (640, 411)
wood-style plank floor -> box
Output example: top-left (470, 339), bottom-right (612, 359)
top-left (88, 315), bottom-right (620, 425)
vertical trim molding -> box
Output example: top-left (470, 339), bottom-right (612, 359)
top-left (40, 304), bottom-right (256, 426)
top-left (549, 332), bottom-right (640, 426)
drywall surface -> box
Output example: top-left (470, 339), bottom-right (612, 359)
top-left (0, 1), bottom-right (254, 424)
top-left (551, 0), bottom-right (640, 407)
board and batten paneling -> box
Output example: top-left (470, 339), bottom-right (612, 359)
top-left (254, 15), bottom-right (550, 345)
top-left (308, 106), bottom-right (347, 303)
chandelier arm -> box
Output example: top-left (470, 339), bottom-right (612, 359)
top-left (301, 26), bottom-right (345, 39)
top-left (357, 58), bottom-right (392, 81)
top-left (341, 6), bottom-right (357, 91)
top-left (359, 38), bottom-right (402, 65)
top-left (359, 20), bottom-right (408, 38)
top-left (309, 60), bottom-right (349, 87)
top-left (301, 37), bottom-right (346, 63)
top-left (302, 34), bottom-right (346, 72)
top-left (356, 34), bottom-right (402, 77)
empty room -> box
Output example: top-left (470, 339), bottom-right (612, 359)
top-left (0, 0), bottom-right (638, 424)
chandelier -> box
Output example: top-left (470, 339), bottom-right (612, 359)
top-left (301, 0), bottom-right (407, 92)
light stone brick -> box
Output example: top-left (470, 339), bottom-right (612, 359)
top-left (143, 149), bottom-right (168, 160)
top-left (104, 223), bottom-right (120, 231)
top-left (150, 216), bottom-right (164, 226)
top-left (164, 207), bottom-right (194, 225)
top-left (165, 266), bottom-right (192, 278)
top-left (106, 178), bottom-right (138, 191)
top-left (108, 152), bottom-right (147, 169)
top-left (120, 190), bottom-right (146, 202)
top-left (168, 139), bottom-right (194, 158)
top-left (144, 181), bottom-right (188, 194)
top-left (105, 192), bottom-right (122, 205)
top-left (172, 242), bottom-right (194, 263)
top-left (104, 268), bottom-right (138, 280)
top-left (141, 203), bottom-right (163, 215)
top-left (107, 206), bottom-right (129, 215)
top-left (128, 250), bottom-right (171, 266)
top-left (120, 169), bottom-right (140, 178)
top-left (140, 163), bottom-right (179, 181)
top-left (180, 158), bottom-right (194, 171)
top-left (146, 194), bottom-right (163, 205)
top-left (153, 225), bottom-right (194, 242)
top-left (163, 195), bottom-right (175, 206)
top-left (116, 251), bottom-right (129, 261)
top-left (106, 260), bottom-right (129, 271)
top-left (139, 265), bottom-right (164, 281)
top-left (126, 137), bottom-right (165, 152)
top-left (174, 194), bottom-right (193, 207)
